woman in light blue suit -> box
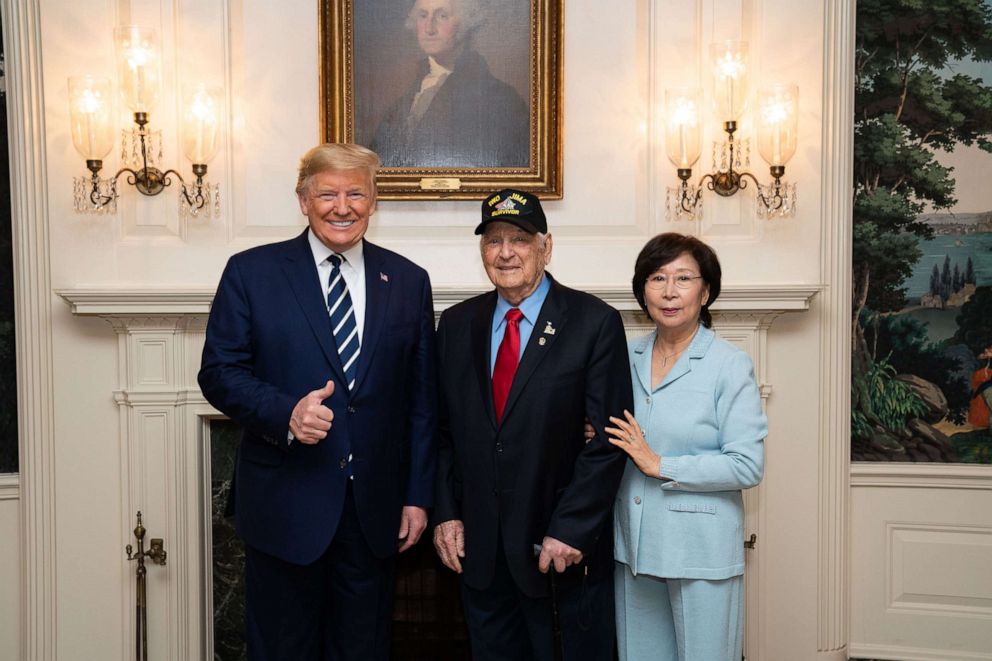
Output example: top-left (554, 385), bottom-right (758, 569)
top-left (605, 233), bottom-right (766, 661)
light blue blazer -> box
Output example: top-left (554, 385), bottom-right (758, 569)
top-left (614, 324), bottom-right (766, 580)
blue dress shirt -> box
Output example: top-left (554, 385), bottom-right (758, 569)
top-left (489, 274), bottom-right (551, 375)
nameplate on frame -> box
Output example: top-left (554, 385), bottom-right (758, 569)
top-left (419, 178), bottom-right (462, 191)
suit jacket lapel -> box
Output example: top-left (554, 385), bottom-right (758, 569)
top-left (499, 277), bottom-right (566, 424)
top-left (659, 324), bottom-right (714, 389)
top-left (353, 241), bottom-right (391, 394)
top-left (281, 230), bottom-right (346, 385)
top-left (471, 292), bottom-right (498, 430)
top-left (631, 332), bottom-right (654, 395)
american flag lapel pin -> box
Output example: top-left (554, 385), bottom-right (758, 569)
top-left (380, 272), bottom-right (389, 282)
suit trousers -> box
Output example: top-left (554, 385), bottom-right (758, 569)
top-left (615, 562), bottom-right (743, 661)
top-left (244, 484), bottom-right (395, 661)
top-left (460, 537), bottom-right (615, 661)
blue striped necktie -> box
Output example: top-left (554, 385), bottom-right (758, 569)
top-left (326, 254), bottom-right (360, 391)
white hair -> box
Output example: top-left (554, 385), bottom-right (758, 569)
top-left (405, 0), bottom-right (488, 41)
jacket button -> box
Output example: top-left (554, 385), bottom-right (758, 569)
top-left (633, 496), bottom-right (642, 505)
top-left (339, 458), bottom-right (348, 469)
top-left (495, 442), bottom-right (503, 453)
top-left (645, 397), bottom-right (651, 405)
top-left (347, 406), bottom-right (356, 414)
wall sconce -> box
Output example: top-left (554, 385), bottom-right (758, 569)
top-left (665, 40), bottom-right (798, 221)
top-left (70, 26), bottom-right (220, 218)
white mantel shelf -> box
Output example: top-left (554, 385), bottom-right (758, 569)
top-left (58, 284), bottom-right (821, 316)
top-left (57, 288), bottom-right (217, 315)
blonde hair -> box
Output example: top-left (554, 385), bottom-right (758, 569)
top-left (295, 143), bottom-right (380, 197)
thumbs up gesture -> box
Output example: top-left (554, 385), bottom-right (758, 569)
top-left (289, 380), bottom-right (335, 444)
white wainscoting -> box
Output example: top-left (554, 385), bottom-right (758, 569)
top-left (850, 463), bottom-right (992, 661)
top-left (0, 486), bottom-right (20, 661)
top-left (59, 284), bottom-right (815, 660)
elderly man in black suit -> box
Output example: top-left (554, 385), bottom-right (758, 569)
top-left (433, 189), bottom-right (632, 661)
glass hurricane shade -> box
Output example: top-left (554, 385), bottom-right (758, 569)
top-left (68, 76), bottom-right (114, 160)
top-left (664, 88), bottom-right (702, 169)
top-left (114, 25), bottom-right (161, 112)
top-left (757, 84), bottom-right (799, 166)
top-left (182, 85), bottom-right (221, 164)
top-left (709, 40), bottom-right (749, 121)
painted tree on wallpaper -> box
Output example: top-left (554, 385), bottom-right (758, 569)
top-left (853, 0), bottom-right (992, 463)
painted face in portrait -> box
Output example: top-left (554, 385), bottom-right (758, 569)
top-left (643, 251), bottom-right (711, 339)
top-left (480, 222), bottom-right (553, 306)
top-left (298, 168), bottom-right (376, 254)
top-left (413, 0), bottom-right (463, 66)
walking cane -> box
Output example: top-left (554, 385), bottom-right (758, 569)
top-left (534, 544), bottom-right (566, 661)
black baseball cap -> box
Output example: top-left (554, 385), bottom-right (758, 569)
top-left (474, 188), bottom-right (548, 235)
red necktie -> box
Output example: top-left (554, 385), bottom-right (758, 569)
top-left (492, 308), bottom-right (524, 422)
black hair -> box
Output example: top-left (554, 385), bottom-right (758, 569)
top-left (632, 232), bottom-right (722, 328)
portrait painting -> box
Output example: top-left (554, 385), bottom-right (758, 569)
top-left (321, 0), bottom-right (562, 199)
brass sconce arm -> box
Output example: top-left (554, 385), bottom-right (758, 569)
top-left (83, 111), bottom-right (211, 214)
top-left (668, 120), bottom-right (793, 220)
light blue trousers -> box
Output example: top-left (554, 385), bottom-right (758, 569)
top-left (615, 563), bottom-right (743, 661)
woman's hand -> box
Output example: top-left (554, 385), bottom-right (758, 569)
top-left (582, 418), bottom-right (595, 443)
top-left (606, 410), bottom-right (661, 478)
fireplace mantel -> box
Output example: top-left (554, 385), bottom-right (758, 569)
top-left (59, 283), bottom-right (819, 316)
top-left (56, 283), bottom-right (816, 659)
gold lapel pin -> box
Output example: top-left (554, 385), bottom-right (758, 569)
top-left (543, 321), bottom-right (556, 335)
top-left (538, 337), bottom-right (547, 346)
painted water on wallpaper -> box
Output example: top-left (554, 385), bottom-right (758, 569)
top-left (853, 0), bottom-right (992, 464)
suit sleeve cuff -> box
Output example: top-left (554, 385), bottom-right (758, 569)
top-left (659, 455), bottom-right (682, 489)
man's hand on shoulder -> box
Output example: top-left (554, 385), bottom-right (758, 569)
top-left (538, 536), bottom-right (583, 574)
top-left (289, 380), bottom-right (335, 444)
top-left (433, 520), bottom-right (465, 574)
top-left (397, 506), bottom-right (428, 553)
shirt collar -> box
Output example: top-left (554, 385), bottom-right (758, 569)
top-left (427, 56), bottom-right (453, 77)
top-left (494, 273), bottom-right (550, 326)
top-left (307, 229), bottom-right (365, 271)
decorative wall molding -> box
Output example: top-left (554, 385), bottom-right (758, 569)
top-left (0, 475), bottom-right (19, 501)
top-left (851, 463), bottom-right (992, 491)
top-left (817, 0), bottom-right (856, 655)
top-left (849, 642), bottom-right (992, 661)
top-left (887, 522), bottom-right (992, 617)
top-left (3, 0), bottom-right (58, 658)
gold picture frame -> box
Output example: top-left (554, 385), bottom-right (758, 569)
top-left (320, 0), bottom-right (563, 200)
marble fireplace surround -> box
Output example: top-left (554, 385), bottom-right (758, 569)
top-left (58, 284), bottom-right (816, 659)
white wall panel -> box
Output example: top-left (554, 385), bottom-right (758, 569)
top-left (0, 490), bottom-right (20, 661)
top-left (851, 466), bottom-right (992, 660)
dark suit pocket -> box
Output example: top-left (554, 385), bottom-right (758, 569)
top-left (241, 439), bottom-right (285, 467)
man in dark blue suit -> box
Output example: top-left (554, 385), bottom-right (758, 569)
top-left (198, 143), bottom-right (437, 661)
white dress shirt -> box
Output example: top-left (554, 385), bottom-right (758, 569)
top-left (307, 229), bottom-right (366, 343)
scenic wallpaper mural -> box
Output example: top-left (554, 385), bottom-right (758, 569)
top-left (853, 0), bottom-right (992, 463)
